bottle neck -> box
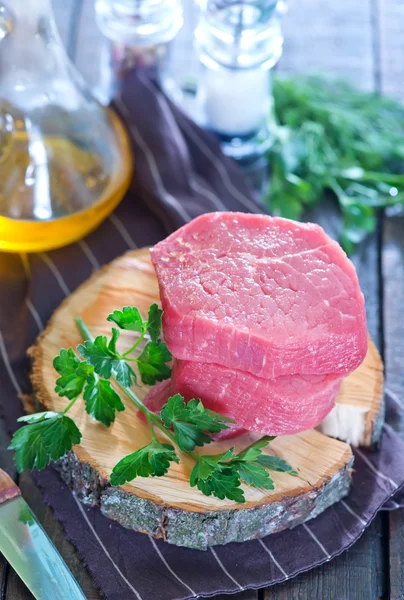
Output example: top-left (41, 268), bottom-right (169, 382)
top-left (1, 0), bottom-right (60, 55)
top-left (0, 1), bottom-right (86, 112)
top-left (1, 0), bottom-right (55, 31)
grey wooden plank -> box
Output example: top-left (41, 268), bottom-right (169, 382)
top-left (379, 0), bottom-right (404, 101)
top-left (265, 520), bottom-right (384, 600)
top-left (279, 0), bottom-right (375, 91)
top-left (214, 592), bottom-right (258, 600)
top-left (388, 510), bottom-right (404, 600)
top-left (382, 214), bottom-right (404, 600)
top-left (382, 215), bottom-right (404, 423)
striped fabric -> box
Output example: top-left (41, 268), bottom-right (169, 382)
top-left (1, 73), bottom-right (404, 600)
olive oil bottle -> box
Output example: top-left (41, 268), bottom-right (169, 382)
top-left (0, 0), bottom-right (132, 252)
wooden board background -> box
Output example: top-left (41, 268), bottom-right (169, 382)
top-left (1, 0), bottom-right (404, 598)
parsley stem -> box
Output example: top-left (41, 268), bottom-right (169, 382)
top-left (151, 418), bottom-right (177, 446)
top-left (149, 420), bottom-right (157, 441)
top-left (237, 435), bottom-right (275, 456)
top-left (121, 330), bottom-right (146, 358)
top-left (75, 317), bottom-right (94, 343)
top-left (115, 381), bottom-right (153, 418)
top-left (61, 396), bottom-right (79, 415)
top-left (114, 383), bottom-right (179, 447)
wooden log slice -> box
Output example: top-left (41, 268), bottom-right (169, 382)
top-left (29, 249), bottom-right (383, 550)
top-left (319, 338), bottom-right (384, 447)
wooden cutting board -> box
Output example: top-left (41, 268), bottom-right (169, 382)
top-left (30, 248), bottom-right (383, 550)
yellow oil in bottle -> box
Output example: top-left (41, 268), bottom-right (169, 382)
top-left (0, 109), bottom-right (133, 253)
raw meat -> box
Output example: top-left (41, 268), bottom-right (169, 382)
top-left (172, 360), bottom-right (343, 436)
top-left (150, 212), bottom-right (367, 379)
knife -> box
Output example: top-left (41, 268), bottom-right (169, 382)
top-left (0, 469), bottom-right (86, 599)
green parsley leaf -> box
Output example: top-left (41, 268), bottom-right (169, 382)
top-left (227, 437), bottom-right (296, 486)
top-left (190, 449), bottom-right (235, 483)
top-left (106, 306), bottom-right (145, 332)
top-left (160, 394), bottom-right (230, 452)
top-left (146, 304), bottom-right (163, 342)
top-left (53, 347), bottom-right (80, 374)
top-left (267, 75), bottom-right (404, 253)
top-left (83, 374), bottom-right (124, 427)
top-left (113, 360), bottom-right (136, 387)
top-left (78, 336), bottom-right (116, 375)
top-left (235, 462), bottom-right (274, 490)
top-left (190, 460), bottom-right (245, 503)
top-left (236, 436), bottom-right (275, 463)
top-left (190, 456), bottom-right (215, 482)
top-left (160, 393), bottom-right (187, 424)
top-left (255, 454), bottom-right (298, 475)
top-left (9, 414), bottom-right (81, 472)
top-left (110, 440), bottom-right (179, 485)
top-left (53, 348), bottom-right (93, 399)
top-left (172, 421), bottom-right (212, 453)
top-left (191, 437), bottom-right (295, 500)
top-left (185, 399), bottom-right (234, 430)
top-left (17, 412), bottom-right (60, 424)
top-left (78, 335), bottom-right (136, 387)
top-left (137, 341), bottom-right (172, 386)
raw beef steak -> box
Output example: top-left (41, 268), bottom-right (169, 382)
top-left (151, 212), bottom-right (367, 379)
top-left (172, 360), bottom-right (343, 436)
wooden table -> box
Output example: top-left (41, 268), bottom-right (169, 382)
top-left (1, 0), bottom-right (404, 598)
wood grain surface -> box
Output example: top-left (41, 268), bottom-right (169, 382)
top-left (1, 0), bottom-right (403, 597)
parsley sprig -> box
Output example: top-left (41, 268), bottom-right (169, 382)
top-left (268, 76), bottom-right (404, 254)
top-left (190, 437), bottom-right (297, 503)
top-left (9, 304), bottom-right (297, 503)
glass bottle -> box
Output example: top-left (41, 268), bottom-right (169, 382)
top-left (164, 0), bottom-right (285, 161)
top-left (94, 0), bottom-right (184, 104)
top-left (0, 0), bottom-right (133, 253)
top-left (95, 0), bottom-right (183, 46)
top-left (196, 0), bottom-right (285, 159)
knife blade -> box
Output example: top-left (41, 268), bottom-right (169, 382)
top-left (0, 469), bottom-right (86, 599)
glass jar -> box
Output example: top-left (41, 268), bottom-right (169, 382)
top-left (197, 0), bottom-right (285, 159)
top-left (0, 0), bottom-right (133, 252)
top-left (94, 0), bottom-right (183, 103)
top-left (166, 0), bottom-right (285, 161)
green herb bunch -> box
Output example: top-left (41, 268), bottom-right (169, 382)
top-left (9, 304), bottom-right (296, 503)
top-left (268, 76), bottom-right (404, 253)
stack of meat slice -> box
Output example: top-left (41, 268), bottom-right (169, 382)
top-left (149, 212), bottom-right (368, 437)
